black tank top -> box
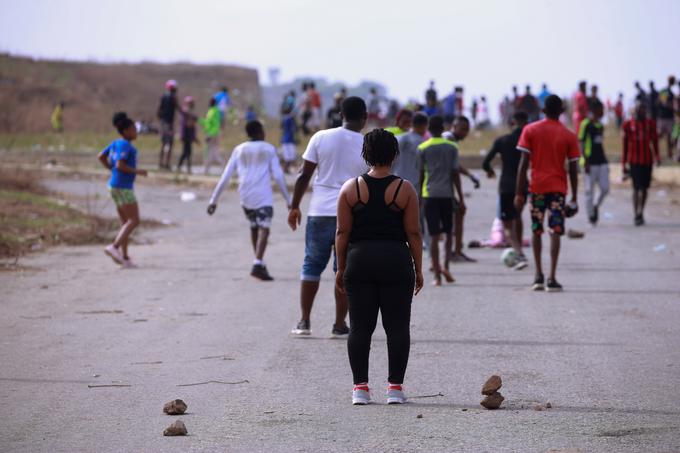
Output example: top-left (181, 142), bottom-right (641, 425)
top-left (350, 174), bottom-right (407, 243)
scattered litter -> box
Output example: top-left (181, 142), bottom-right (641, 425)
top-left (177, 380), bottom-right (249, 387)
top-left (199, 355), bottom-right (235, 361)
top-left (409, 392), bottom-right (444, 399)
top-left (478, 149), bottom-right (487, 156)
top-left (264, 411), bottom-right (275, 414)
top-left (163, 420), bottom-right (188, 436)
top-left (133, 319), bottom-right (148, 323)
top-left (76, 310), bottom-right (123, 314)
top-left (40, 285), bottom-right (49, 289)
top-left (656, 189), bottom-right (668, 197)
top-left (603, 212), bottom-right (614, 220)
top-left (88, 384), bottom-right (131, 388)
top-left (567, 229), bottom-right (585, 239)
top-left (546, 402), bottom-right (552, 408)
top-left (533, 403), bottom-right (544, 411)
top-left (131, 361), bottom-right (163, 365)
top-left (92, 374), bottom-right (101, 378)
top-left (653, 244), bottom-right (667, 252)
top-left (180, 191), bottom-right (196, 202)
top-left (416, 414), bottom-right (423, 419)
top-left (461, 408), bottom-right (468, 411)
top-left (182, 312), bottom-right (208, 317)
top-left (163, 399), bottom-right (188, 415)
top-left (161, 219), bottom-right (174, 226)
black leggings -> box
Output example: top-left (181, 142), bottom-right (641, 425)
top-left (344, 240), bottom-right (415, 384)
top-left (177, 139), bottom-right (192, 171)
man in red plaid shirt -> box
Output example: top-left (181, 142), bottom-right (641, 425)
top-left (622, 102), bottom-right (660, 226)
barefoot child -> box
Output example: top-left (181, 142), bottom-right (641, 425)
top-left (98, 112), bottom-right (147, 267)
top-left (207, 120), bottom-right (292, 281)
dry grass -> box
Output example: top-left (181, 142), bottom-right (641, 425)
top-left (0, 53), bottom-right (260, 133)
top-left (0, 168), bottom-right (119, 260)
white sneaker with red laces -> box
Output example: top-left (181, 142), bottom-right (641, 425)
top-left (386, 384), bottom-right (406, 404)
top-left (352, 384), bottom-right (371, 405)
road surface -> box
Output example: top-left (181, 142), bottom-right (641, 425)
top-left (2, 172), bottom-right (680, 452)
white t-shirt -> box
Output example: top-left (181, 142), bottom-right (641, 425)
top-left (210, 141), bottom-right (291, 209)
top-left (302, 127), bottom-right (367, 217)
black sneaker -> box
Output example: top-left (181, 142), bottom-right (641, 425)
top-left (291, 319), bottom-right (311, 336)
top-left (251, 264), bottom-right (274, 281)
top-left (532, 274), bottom-right (545, 291)
top-left (331, 324), bottom-right (349, 339)
top-left (634, 214), bottom-right (644, 226)
top-left (545, 278), bottom-right (563, 292)
top-left (593, 205), bottom-right (599, 224)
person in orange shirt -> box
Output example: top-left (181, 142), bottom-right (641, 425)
top-left (308, 82), bottom-right (322, 133)
top-left (572, 81), bottom-right (589, 133)
top-left (515, 95), bottom-right (580, 292)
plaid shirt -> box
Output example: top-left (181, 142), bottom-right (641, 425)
top-left (622, 119), bottom-right (659, 166)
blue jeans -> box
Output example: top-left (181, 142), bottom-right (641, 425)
top-left (301, 216), bottom-right (337, 281)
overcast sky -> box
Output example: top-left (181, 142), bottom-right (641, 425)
top-left (1, 0), bottom-right (678, 108)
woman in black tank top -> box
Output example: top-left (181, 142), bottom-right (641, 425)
top-left (335, 129), bottom-right (424, 405)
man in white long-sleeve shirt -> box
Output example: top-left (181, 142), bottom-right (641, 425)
top-left (207, 120), bottom-right (291, 281)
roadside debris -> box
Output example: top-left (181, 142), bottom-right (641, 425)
top-left (163, 420), bottom-right (188, 436)
top-left (653, 244), bottom-right (667, 252)
top-left (180, 191), bottom-right (196, 202)
top-left (163, 399), bottom-right (187, 415)
top-left (177, 379), bottom-right (249, 387)
top-left (480, 375), bottom-right (504, 410)
top-left (567, 229), bottom-right (585, 239)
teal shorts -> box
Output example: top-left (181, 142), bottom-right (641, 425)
top-left (109, 188), bottom-right (137, 207)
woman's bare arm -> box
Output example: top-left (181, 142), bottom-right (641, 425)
top-left (334, 180), bottom-right (355, 293)
top-left (400, 182), bottom-right (424, 295)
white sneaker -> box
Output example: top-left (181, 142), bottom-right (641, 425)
top-left (386, 385), bottom-right (407, 404)
top-left (104, 245), bottom-right (124, 264)
top-left (352, 385), bottom-right (371, 405)
top-left (513, 255), bottom-right (528, 271)
top-left (291, 320), bottom-right (311, 336)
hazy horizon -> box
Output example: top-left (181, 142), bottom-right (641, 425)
top-left (2, 0), bottom-right (679, 110)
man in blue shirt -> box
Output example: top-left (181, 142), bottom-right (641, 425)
top-left (538, 83), bottom-right (551, 109)
top-left (213, 86), bottom-right (230, 127)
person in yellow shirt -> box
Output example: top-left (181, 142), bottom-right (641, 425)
top-left (51, 102), bottom-right (64, 133)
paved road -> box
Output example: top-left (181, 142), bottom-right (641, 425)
top-left (2, 172), bottom-right (680, 452)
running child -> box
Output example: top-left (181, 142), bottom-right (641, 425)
top-left (515, 95), bottom-right (580, 292)
top-left (98, 112), bottom-right (148, 268)
top-left (418, 115), bottom-right (463, 285)
top-left (578, 102), bottom-right (609, 225)
top-left (207, 120), bottom-right (291, 281)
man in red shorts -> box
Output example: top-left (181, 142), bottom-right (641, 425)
top-left (515, 95), bottom-right (580, 292)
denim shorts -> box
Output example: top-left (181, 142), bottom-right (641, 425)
top-left (301, 216), bottom-right (337, 281)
